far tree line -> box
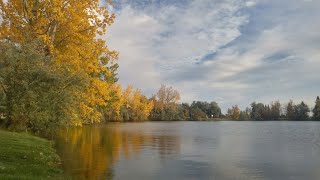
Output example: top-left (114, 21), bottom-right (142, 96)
top-left (103, 85), bottom-right (320, 122)
top-left (226, 98), bottom-right (320, 121)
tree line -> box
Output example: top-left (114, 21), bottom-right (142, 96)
top-left (148, 85), bottom-right (221, 121)
top-left (226, 97), bottom-right (320, 121)
top-left (104, 85), bottom-right (320, 122)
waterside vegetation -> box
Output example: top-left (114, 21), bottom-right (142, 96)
top-left (0, 130), bottom-right (65, 179)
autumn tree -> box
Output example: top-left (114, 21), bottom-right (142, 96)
top-left (0, 0), bottom-right (119, 125)
top-left (150, 85), bottom-right (180, 121)
top-left (103, 86), bottom-right (154, 122)
top-left (128, 89), bottom-right (154, 121)
top-left (156, 84), bottom-right (180, 108)
top-left (227, 105), bottom-right (241, 120)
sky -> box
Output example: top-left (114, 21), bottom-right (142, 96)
top-left (104, 0), bottom-right (320, 112)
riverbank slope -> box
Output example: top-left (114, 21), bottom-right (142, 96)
top-left (0, 130), bottom-right (65, 179)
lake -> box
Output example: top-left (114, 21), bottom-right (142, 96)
top-left (55, 121), bottom-right (320, 180)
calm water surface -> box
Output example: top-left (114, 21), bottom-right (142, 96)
top-left (55, 122), bottom-right (320, 180)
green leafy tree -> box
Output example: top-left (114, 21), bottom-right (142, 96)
top-left (239, 108), bottom-right (251, 121)
top-left (271, 101), bottom-right (281, 120)
top-left (178, 103), bottom-right (191, 120)
top-left (251, 102), bottom-right (264, 120)
top-left (286, 100), bottom-right (296, 120)
top-left (313, 96), bottom-right (320, 121)
top-left (209, 101), bottom-right (222, 118)
top-left (0, 41), bottom-right (85, 132)
top-left (190, 101), bottom-right (221, 119)
top-left (190, 107), bottom-right (207, 121)
top-left (294, 101), bottom-right (310, 121)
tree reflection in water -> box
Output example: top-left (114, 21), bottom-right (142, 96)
top-left (55, 124), bottom-right (180, 180)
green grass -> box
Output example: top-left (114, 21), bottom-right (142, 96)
top-left (0, 130), bottom-right (65, 180)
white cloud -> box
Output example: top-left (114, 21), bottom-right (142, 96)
top-left (105, 0), bottom-right (320, 111)
top-left (106, 0), bottom-right (251, 95)
top-left (106, 7), bottom-right (164, 93)
top-left (245, 1), bottom-right (257, 7)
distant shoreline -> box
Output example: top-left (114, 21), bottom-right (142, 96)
top-left (103, 118), bottom-right (320, 123)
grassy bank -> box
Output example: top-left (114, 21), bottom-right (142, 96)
top-left (0, 130), bottom-right (65, 180)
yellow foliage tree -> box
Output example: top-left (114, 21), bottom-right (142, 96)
top-left (227, 105), bottom-right (241, 120)
top-left (130, 89), bottom-right (154, 121)
top-left (149, 85), bottom-right (181, 121)
top-left (102, 84), bottom-right (124, 121)
top-left (0, 0), bottom-right (119, 125)
top-left (103, 85), bottom-right (154, 121)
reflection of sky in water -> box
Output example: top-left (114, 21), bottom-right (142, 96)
top-left (56, 122), bottom-right (320, 180)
